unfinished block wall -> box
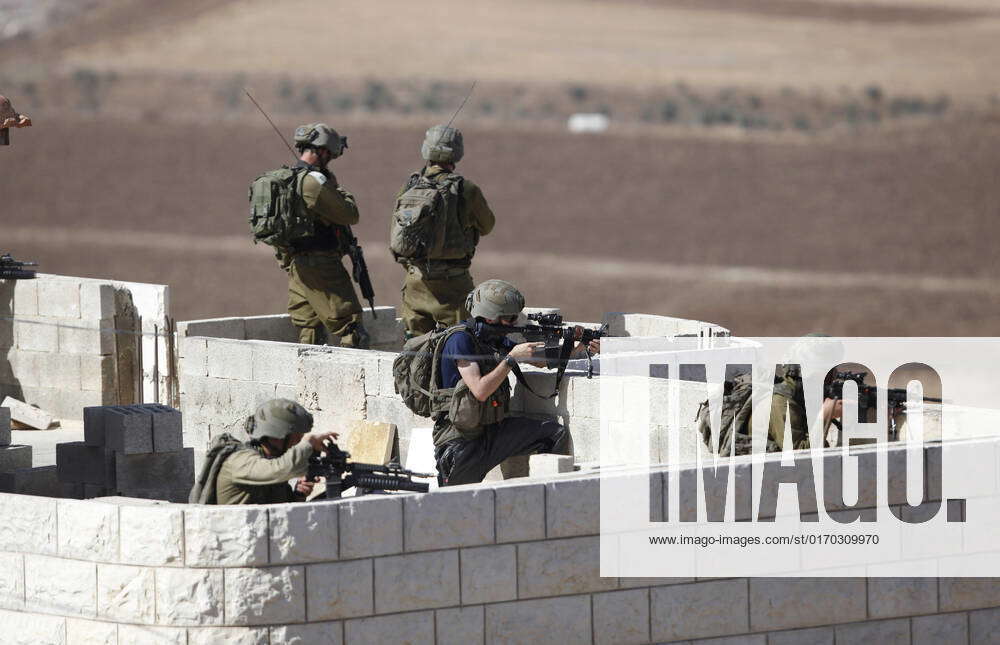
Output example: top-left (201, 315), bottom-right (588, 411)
top-left (0, 444), bottom-right (992, 644)
top-left (0, 274), bottom-right (170, 421)
top-left (177, 312), bottom-right (726, 469)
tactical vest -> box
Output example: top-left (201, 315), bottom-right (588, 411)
top-left (393, 324), bottom-right (509, 445)
top-left (389, 171), bottom-right (478, 264)
top-left (248, 166), bottom-right (349, 256)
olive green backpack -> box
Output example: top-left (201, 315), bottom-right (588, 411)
top-left (248, 167), bottom-right (315, 249)
top-left (389, 172), bottom-right (477, 263)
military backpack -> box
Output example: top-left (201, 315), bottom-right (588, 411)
top-left (389, 172), bottom-right (477, 263)
top-left (248, 167), bottom-right (315, 250)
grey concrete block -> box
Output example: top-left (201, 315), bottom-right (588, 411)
top-left (103, 406), bottom-right (154, 454)
top-left (834, 618), bottom-right (909, 645)
top-left (970, 607), bottom-right (1000, 644)
top-left (83, 406), bottom-right (106, 446)
top-left (517, 536), bottom-right (616, 598)
top-left (140, 404), bottom-right (183, 452)
top-left (436, 606), bottom-right (484, 645)
top-left (115, 447), bottom-right (194, 494)
top-left (749, 579), bottom-right (866, 632)
top-left (767, 626), bottom-right (834, 645)
top-left (0, 407), bottom-right (10, 447)
top-left (56, 442), bottom-right (115, 486)
top-left (529, 453), bottom-right (574, 477)
top-left (485, 595), bottom-right (591, 645)
top-left (37, 278), bottom-right (81, 318)
top-left (0, 444), bottom-right (32, 473)
top-left (593, 588), bottom-right (650, 645)
top-left (912, 613), bottom-right (968, 645)
top-left (373, 550), bottom-right (459, 613)
top-left (868, 577), bottom-right (937, 618)
top-left (495, 482), bottom-right (546, 543)
top-left (2, 396), bottom-right (55, 429)
top-left (651, 580), bottom-right (748, 642)
top-left (0, 465), bottom-right (59, 496)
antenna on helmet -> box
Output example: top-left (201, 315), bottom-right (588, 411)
top-left (431, 80), bottom-right (477, 151)
top-left (244, 88), bottom-right (298, 162)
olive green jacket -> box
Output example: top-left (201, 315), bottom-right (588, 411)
top-left (215, 441), bottom-right (314, 505)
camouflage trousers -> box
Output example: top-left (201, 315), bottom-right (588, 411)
top-left (287, 252), bottom-right (367, 347)
top-left (400, 263), bottom-right (474, 337)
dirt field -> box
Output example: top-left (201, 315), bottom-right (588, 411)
top-left (3, 117), bottom-right (999, 336)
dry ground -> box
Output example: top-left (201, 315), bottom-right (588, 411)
top-left (3, 117), bottom-right (999, 336)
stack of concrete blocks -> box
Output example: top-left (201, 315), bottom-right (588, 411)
top-left (0, 405), bottom-right (62, 496)
top-left (0, 439), bottom-right (992, 643)
top-left (56, 404), bottom-right (192, 501)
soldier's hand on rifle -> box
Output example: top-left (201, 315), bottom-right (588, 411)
top-left (294, 478), bottom-right (315, 495)
top-left (307, 431), bottom-right (339, 452)
top-left (508, 341), bottom-right (543, 362)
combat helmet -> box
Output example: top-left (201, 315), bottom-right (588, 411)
top-left (293, 123), bottom-right (347, 158)
top-left (246, 398), bottom-right (314, 440)
top-left (466, 279), bottom-right (525, 320)
top-left (421, 124), bottom-right (463, 164)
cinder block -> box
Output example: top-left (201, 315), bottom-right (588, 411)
top-left (485, 595), bottom-right (591, 645)
top-left (185, 506), bottom-right (269, 567)
top-left (79, 282), bottom-right (115, 320)
top-left (270, 622), bottom-right (344, 645)
top-left (345, 610), bottom-right (434, 644)
top-left (650, 580), bottom-right (749, 642)
top-left (207, 339), bottom-right (254, 381)
top-left (940, 578), bottom-right (1000, 611)
top-left (545, 476), bottom-right (599, 538)
top-left (24, 553), bottom-right (97, 617)
top-left (36, 352), bottom-right (82, 391)
top-left (59, 319), bottom-right (114, 356)
top-left (517, 536), bottom-right (616, 598)
top-left (11, 278), bottom-right (38, 316)
top-left (495, 482), bottom-right (545, 543)
top-left (460, 544), bottom-right (516, 604)
top-left (188, 627), bottom-right (270, 645)
top-left (269, 502), bottom-right (338, 564)
top-left (0, 444), bottom-right (32, 473)
top-left (911, 613), bottom-right (968, 645)
top-left (767, 626), bottom-right (834, 645)
top-left (138, 404), bottom-right (183, 452)
top-left (119, 502), bottom-right (184, 566)
top-left (2, 395), bottom-right (55, 429)
top-left (970, 607), bottom-right (1000, 644)
top-left (155, 568), bottom-right (224, 626)
top-left (117, 624), bottom-right (185, 644)
top-left (84, 406), bottom-right (107, 446)
top-left (0, 490), bottom-right (58, 554)
top-left (373, 550), bottom-right (459, 613)
top-left (179, 317), bottom-right (247, 340)
top-left (0, 551), bottom-right (24, 611)
top-left (0, 465), bottom-right (59, 496)
top-left (834, 618), bottom-right (909, 644)
top-left (15, 317), bottom-right (59, 352)
top-left (307, 559), bottom-right (374, 620)
top-left (529, 453), bottom-right (574, 477)
top-left (224, 566), bottom-right (305, 625)
top-left (37, 278), bottom-right (81, 318)
top-left (868, 577), bottom-right (938, 618)
top-left (0, 406), bottom-right (10, 446)
top-left (244, 314), bottom-right (299, 343)
top-left (80, 355), bottom-right (114, 393)
top-left (250, 342), bottom-right (299, 385)
top-left (403, 488), bottom-right (494, 552)
top-left (339, 496), bottom-right (403, 559)
top-left (56, 441), bottom-right (115, 486)
top-left (116, 447), bottom-right (193, 496)
top-left (103, 406), bottom-right (154, 454)
top-left (57, 499), bottom-right (119, 562)
top-left (181, 337), bottom-right (209, 377)
top-left (436, 606), bottom-right (483, 645)
top-left (749, 578), bottom-right (866, 631)
top-left (97, 563), bottom-right (155, 623)
top-left (593, 588), bottom-right (650, 645)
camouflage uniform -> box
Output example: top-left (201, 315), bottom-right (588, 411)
top-left (286, 159), bottom-right (366, 346)
top-left (215, 441), bottom-right (313, 505)
top-left (766, 368), bottom-right (810, 450)
top-left (394, 125), bottom-right (495, 337)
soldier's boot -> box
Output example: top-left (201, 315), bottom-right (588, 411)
top-left (339, 322), bottom-right (370, 349)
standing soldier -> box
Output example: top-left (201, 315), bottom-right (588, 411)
top-left (390, 125), bottom-right (495, 338)
top-left (281, 124), bottom-right (369, 347)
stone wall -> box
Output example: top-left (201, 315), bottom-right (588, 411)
top-left (0, 456), bottom-right (992, 644)
top-left (177, 311), bottom-right (726, 468)
top-left (1, 274), bottom-right (170, 421)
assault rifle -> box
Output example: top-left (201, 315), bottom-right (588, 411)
top-left (487, 312), bottom-right (608, 399)
top-left (824, 370), bottom-right (943, 439)
top-left (0, 253), bottom-right (38, 280)
top-left (307, 441), bottom-right (432, 499)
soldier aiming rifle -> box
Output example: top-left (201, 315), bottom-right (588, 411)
top-left (307, 440), bottom-right (432, 499)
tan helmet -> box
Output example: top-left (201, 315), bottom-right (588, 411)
top-left (421, 124), bottom-right (463, 163)
top-left (466, 279), bottom-right (525, 320)
top-left (293, 123), bottom-right (347, 158)
top-left (245, 398), bottom-right (313, 440)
